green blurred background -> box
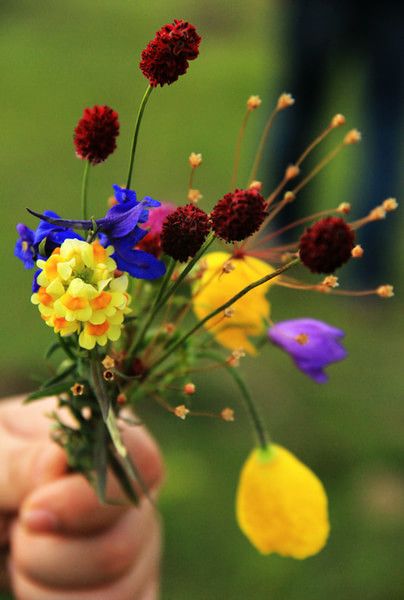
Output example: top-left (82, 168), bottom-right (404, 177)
top-left (1, 1), bottom-right (403, 599)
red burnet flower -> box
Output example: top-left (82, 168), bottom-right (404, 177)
top-left (210, 188), bottom-right (267, 242)
top-left (299, 216), bottom-right (355, 274)
top-left (140, 19), bottom-right (201, 87)
top-left (161, 204), bottom-right (210, 262)
top-left (74, 105), bottom-right (119, 165)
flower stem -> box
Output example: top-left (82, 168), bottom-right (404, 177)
top-left (248, 106), bottom-right (278, 184)
top-left (81, 161), bottom-right (90, 220)
top-left (148, 257), bottom-right (300, 374)
top-left (200, 350), bottom-right (269, 449)
top-left (128, 257), bottom-right (176, 358)
top-left (126, 85), bottom-right (153, 189)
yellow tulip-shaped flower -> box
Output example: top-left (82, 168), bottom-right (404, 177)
top-left (192, 252), bottom-right (274, 354)
top-left (236, 445), bottom-right (329, 558)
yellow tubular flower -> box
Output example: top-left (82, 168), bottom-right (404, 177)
top-left (192, 252), bottom-right (274, 354)
top-left (31, 239), bottom-right (131, 348)
top-left (236, 445), bottom-right (329, 558)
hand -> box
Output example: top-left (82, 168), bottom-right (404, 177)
top-left (0, 396), bottom-right (164, 600)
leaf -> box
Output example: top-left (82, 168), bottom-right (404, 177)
top-left (44, 341), bottom-right (62, 360)
top-left (41, 362), bottom-right (76, 388)
top-left (93, 421), bottom-right (108, 503)
top-left (25, 381), bottom-right (75, 402)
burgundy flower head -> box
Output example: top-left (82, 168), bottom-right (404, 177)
top-left (140, 19), bottom-right (201, 87)
top-left (74, 105), bottom-right (119, 165)
top-left (210, 188), bottom-right (267, 242)
top-left (299, 216), bottom-right (355, 274)
top-left (161, 204), bottom-right (210, 262)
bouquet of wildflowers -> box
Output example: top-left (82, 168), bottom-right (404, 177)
top-left (15, 19), bottom-right (396, 559)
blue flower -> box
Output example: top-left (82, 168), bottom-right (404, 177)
top-left (15, 224), bottom-right (35, 268)
top-left (33, 210), bottom-right (83, 255)
top-left (267, 318), bottom-right (347, 383)
top-left (28, 185), bottom-right (166, 280)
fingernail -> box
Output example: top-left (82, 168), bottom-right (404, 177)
top-left (20, 509), bottom-right (58, 532)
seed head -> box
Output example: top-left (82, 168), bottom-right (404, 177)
top-left (344, 129), bottom-right (361, 145)
top-left (351, 244), bottom-right (364, 258)
top-left (140, 19), bottom-right (201, 87)
top-left (376, 285), bottom-right (394, 298)
top-left (74, 105), bottom-right (119, 165)
top-left (299, 216), bottom-right (355, 274)
top-left (161, 204), bottom-right (210, 262)
top-left (331, 114), bottom-right (346, 128)
top-left (277, 93), bottom-right (295, 110)
top-left (189, 152), bottom-right (202, 168)
top-left (221, 408), bottom-right (235, 422)
top-left (247, 95), bottom-right (262, 110)
top-left (210, 188), bottom-right (267, 242)
top-left (183, 382), bottom-right (196, 395)
top-left (174, 404), bottom-right (190, 419)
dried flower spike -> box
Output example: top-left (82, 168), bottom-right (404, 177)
top-left (247, 95), bottom-right (262, 110)
top-left (299, 217), bottom-right (355, 274)
top-left (140, 19), bottom-right (201, 87)
top-left (161, 204), bottom-right (210, 262)
top-left (210, 188), bottom-right (267, 242)
top-left (74, 105), bottom-right (119, 164)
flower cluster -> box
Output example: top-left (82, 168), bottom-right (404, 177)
top-left (31, 238), bottom-right (131, 349)
top-left (14, 17), bottom-right (397, 568)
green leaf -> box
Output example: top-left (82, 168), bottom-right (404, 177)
top-left (93, 421), bottom-right (108, 503)
top-left (25, 381), bottom-right (75, 402)
top-left (41, 362), bottom-right (76, 388)
top-left (44, 341), bottom-right (62, 360)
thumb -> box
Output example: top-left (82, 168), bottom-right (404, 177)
top-left (0, 397), bottom-right (67, 512)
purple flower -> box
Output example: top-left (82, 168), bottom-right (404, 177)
top-left (27, 185), bottom-right (166, 280)
top-left (268, 318), bottom-right (347, 383)
top-left (14, 224), bottom-right (35, 268)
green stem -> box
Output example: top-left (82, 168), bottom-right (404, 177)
top-left (148, 257), bottom-right (300, 374)
top-left (81, 161), bottom-right (90, 220)
top-left (156, 233), bottom-right (215, 313)
top-left (128, 258), bottom-right (176, 358)
top-left (200, 350), bottom-right (269, 449)
top-left (126, 85), bottom-right (153, 189)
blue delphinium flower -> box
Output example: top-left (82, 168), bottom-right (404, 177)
top-left (28, 185), bottom-right (166, 280)
top-left (15, 224), bottom-right (35, 268)
top-left (268, 318), bottom-right (347, 383)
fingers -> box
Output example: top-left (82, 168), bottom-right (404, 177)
top-left (12, 501), bottom-right (158, 589)
top-left (20, 423), bottom-right (164, 536)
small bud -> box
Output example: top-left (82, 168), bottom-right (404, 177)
top-left (221, 408), bottom-right (235, 422)
top-left (164, 322), bottom-right (175, 335)
top-left (81, 407), bottom-right (92, 420)
top-left (284, 191), bottom-right (296, 203)
top-left (331, 113), bottom-right (346, 128)
top-left (285, 164), bottom-right (300, 180)
top-left (322, 275), bottom-right (339, 288)
top-left (102, 355), bottom-right (115, 369)
top-left (277, 93), bottom-right (295, 110)
top-left (222, 260), bottom-right (235, 274)
top-left (344, 129), bottom-right (361, 145)
top-left (249, 180), bottom-right (263, 191)
top-left (103, 369), bottom-right (115, 382)
top-left (377, 285), bottom-right (394, 298)
top-left (368, 206), bottom-right (386, 221)
top-left (183, 382), bottom-right (196, 395)
top-left (382, 197), bottom-right (398, 212)
top-left (189, 152), bottom-right (202, 168)
top-left (224, 307), bottom-right (235, 318)
top-left (337, 202), bottom-right (351, 214)
top-left (174, 404), bottom-right (190, 419)
top-left (71, 383), bottom-right (85, 396)
top-left (247, 95), bottom-right (261, 110)
top-left (188, 188), bottom-right (203, 204)
top-left (351, 244), bottom-right (364, 258)
top-left (227, 348), bottom-right (246, 367)
top-left (117, 393), bottom-right (127, 405)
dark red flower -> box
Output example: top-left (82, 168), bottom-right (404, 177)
top-left (140, 19), bottom-right (201, 87)
top-left (161, 204), bottom-right (210, 262)
top-left (74, 105), bottom-right (119, 165)
top-left (210, 188), bottom-right (267, 242)
top-left (299, 216), bottom-right (355, 274)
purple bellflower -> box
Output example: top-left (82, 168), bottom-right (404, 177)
top-left (268, 318), bottom-right (347, 383)
top-left (27, 185), bottom-right (166, 280)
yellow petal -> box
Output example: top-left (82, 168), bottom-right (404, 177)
top-left (192, 252), bottom-right (274, 353)
top-left (236, 445), bottom-right (330, 558)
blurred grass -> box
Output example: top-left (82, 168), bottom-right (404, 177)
top-left (1, 1), bottom-right (403, 599)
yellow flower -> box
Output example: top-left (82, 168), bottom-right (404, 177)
top-left (236, 445), bottom-right (329, 558)
top-left (192, 252), bottom-right (274, 354)
top-left (31, 240), bottom-right (131, 348)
